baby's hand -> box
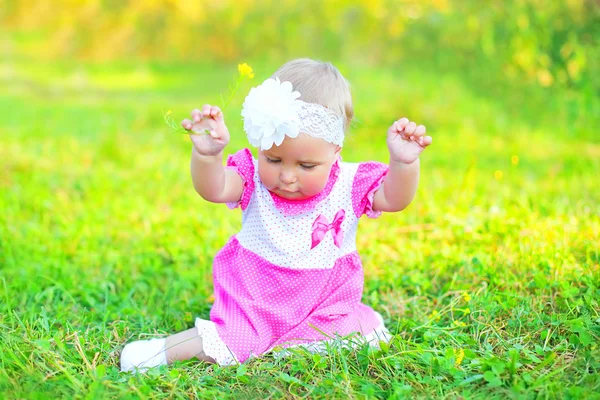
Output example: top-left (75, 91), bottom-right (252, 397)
top-left (386, 118), bottom-right (432, 164)
top-left (182, 105), bottom-right (230, 156)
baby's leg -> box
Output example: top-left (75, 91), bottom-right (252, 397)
top-left (120, 327), bottom-right (214, 372)
top-left (165, 328), bottom-right (215, 363)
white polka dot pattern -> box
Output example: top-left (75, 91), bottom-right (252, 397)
top-left (226, 148), bottom-right (255, 210)
top-left (195, 318), bottom-right (238, 366)
top-left (209, 244), bottom-right (384, 363)
top-left (235, 157), bottom-right (359, 270)
top-left (197, 148), bottom-right (391, 364)
top-left (351, 161), bottom-right (389, 218)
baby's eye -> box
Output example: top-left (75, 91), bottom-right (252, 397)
top-left (266, 157), bottom-right (281, 164)
top-left (300, 164), bottom-right (316, 170)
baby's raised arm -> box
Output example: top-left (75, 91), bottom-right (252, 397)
top-left (373, 118), bottom-right (432, 212)
top-left (182, 105), bottom-right (244, 204)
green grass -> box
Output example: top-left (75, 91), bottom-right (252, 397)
top-left (0, 57), bottom-right (599, 399)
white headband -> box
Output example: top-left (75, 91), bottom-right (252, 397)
top-left (241, 78), bottom-right (345, 150)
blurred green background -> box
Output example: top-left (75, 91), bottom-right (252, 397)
top-left (1, 0), bottom-right (599, 398)
top-left (2, 0), bottom-right (599, 136)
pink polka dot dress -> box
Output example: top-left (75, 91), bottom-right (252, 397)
top-left (195, 148), bottom-right (392, 365)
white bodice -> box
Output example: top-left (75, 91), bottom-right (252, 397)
top-left (235, 160), bottom-right (361, 270)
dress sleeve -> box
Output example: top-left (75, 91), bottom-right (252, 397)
top-left (225, 148), bottom-right (255, 210)
top-left (351, 161), bottom-right (389, 218)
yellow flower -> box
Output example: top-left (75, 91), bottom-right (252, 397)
top-left (463, 307), bottom-right (471, 315)
top-left (455, 348), bottom-right (465, 366)
top-left (453, 320), bottom-right (467, 327)
top-left (238, 63), bottom-right (254, 79)
top-left (537, 69), bottom-right (553, 87)
top-left (462, 292), bottom-right (471, 302)
top-left (494, 170), bottom-right (503, 180)
top-left (511, 155), bottom-right (519, 165)
top-left (429, 310), bottom-right (441, 321)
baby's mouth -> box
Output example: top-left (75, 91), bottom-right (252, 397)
top-left (274, 187), bottom-right (304, 199)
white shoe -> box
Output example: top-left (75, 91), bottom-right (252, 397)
top-left (120, 338), bottom-right (168, 372)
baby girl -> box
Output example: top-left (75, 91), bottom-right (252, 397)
top-left (121, 58), bottom-right (432, 371)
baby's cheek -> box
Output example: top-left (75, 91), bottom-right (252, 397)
top-left (303, 171), bottom-right (329, 196)
top-left (258, 166), bottom-right (276, 190)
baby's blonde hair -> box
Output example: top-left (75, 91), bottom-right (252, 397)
top-left (270, 58), bottom-right (353, 132)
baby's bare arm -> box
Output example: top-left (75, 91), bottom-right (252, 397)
top-left (374, 158), bottom-right (420, 212)
top-left (183, 105), bottom-right (244, 204)
top-left (191, 149), bottom-right (243, 203)
top-left (373, 118), bottom-right (432, 212)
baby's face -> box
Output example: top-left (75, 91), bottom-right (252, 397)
top-left (258, 133), bottom-right (341, 200)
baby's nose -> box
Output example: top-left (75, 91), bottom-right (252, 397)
top-left (279, 170), bottom-right (297, 184)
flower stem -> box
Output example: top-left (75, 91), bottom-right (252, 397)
top-left (221, 76), bottom-right (242, 110)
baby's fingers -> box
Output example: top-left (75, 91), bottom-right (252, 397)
top-left (390, 118), bottom-right (410, 135)
top-left (202, 104), bottom-right (213, 117)
top-left (210, 106), bottom-right (224, 121)
top-left (397, 118), bottom-right (410, 131)
top-left (408, 124), bottom-right (426, 142)
top-left (181, 118), bottom-right (193, 130)
top-left (420, 135), bottom-right (433, 147)
top-left (191, 108), bottom-right (203, 122)
top-left (415, 125), bottom-right (426, 136)
top-left (405, 121), bottom-right (417, 135)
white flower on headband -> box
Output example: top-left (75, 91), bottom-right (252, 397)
top-left (241, 77), bottom-right (346, 150)
top-left (241, 78), bottom-right (302, 150)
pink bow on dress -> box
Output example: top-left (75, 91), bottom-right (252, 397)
top-left (311, 209), bottom-right (346, 249)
